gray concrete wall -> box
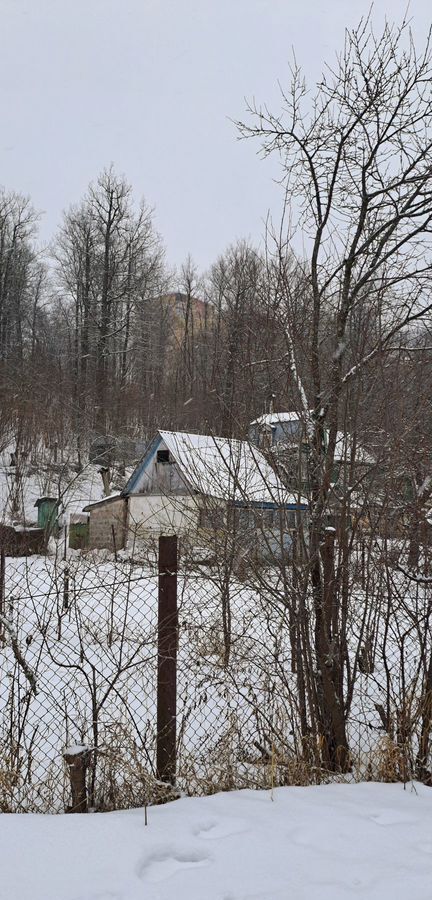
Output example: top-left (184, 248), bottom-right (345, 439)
top-left (88, 497), bottom-right (126, 550)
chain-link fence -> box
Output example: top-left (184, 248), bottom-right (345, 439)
top-left (0, 535), bottom-right (431, 813)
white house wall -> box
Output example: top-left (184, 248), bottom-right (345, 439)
top-left (127, 493), bottom-right (201, 538)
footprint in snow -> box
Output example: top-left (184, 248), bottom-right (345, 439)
top-left (417, 842), bottom-right (432, 854)
top-left (369, 810), bottom-right (417, 826)
top-left (192, 817), bottom-right (247, 840)
top-left (138, 847), bottom-right (210, 883)
top-left (74, 893), bottom-right (122, 900)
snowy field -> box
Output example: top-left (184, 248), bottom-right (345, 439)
top-left (2, 782), bottom-right (432, 900)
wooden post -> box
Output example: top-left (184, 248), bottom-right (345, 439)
top-left (157, 535), bottom-right (178, 784)
top-left (0, 549), bottom-right (5, 641)
top-left (63, 530), bottom-right (69, 612)
top-left (63, 745), bottom-right (90, 812)
top-left (111, 523), bottom-right (118, 562)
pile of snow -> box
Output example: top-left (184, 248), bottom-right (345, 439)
top-left (2, 782), bottom-right (432, 899)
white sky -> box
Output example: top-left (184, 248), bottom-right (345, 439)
top-left (0, 0), bottom-right (430, 271)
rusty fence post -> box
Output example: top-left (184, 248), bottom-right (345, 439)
top-left (156, 535), bottom-right (178, 784)
top-left (0, 548), bottom-right (5, 641)
top-left (63, 745), bottom-right (91, 812)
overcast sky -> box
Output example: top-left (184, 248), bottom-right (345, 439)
top-left (0, 0), bottom-right (430, 272)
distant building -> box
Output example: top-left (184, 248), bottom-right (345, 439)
top-left (89, 435), bottom-right (148, 467)
top-left (249, 411), bottom-right (374, 494)
top-left (249, 411), bottom-right (307, 450)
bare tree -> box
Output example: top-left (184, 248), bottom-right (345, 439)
top-left (237, 16), bottom-right (432, 770)
top-left (54, 167), bottom-right (167, 451)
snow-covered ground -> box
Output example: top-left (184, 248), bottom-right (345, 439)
top-left (0, 444), bottom-right (128, 525)
top-left (2, 782), bottom-right (432, 900)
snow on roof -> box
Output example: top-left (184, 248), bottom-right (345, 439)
top-left (250, 413), bottom-right (375, 465)
top-left (82, 492), bottom-right (122, 511)
top-left (152, 431), bottom-right (304, 506)
top-left (250, 411), bottom-right (308, 427)
top-left (334, 432), bottom-right (375, 465)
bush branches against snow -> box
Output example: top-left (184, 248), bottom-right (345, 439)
top-left (0, 614), bottom-right (37, 696)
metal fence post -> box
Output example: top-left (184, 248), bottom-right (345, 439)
top-left (0, 548), bottom-right (5, 641)
top-left (157, 535), bottom-right (178, 784)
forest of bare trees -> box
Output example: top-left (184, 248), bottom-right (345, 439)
top-left (1, 14), bottom-right (432, 786)
top-left (0, 169), bottom-right (299, 458)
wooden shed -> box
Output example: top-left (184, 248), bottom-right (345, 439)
top-left (0, 524), bottom-right (45, 557)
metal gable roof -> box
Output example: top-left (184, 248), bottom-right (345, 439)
top-left (156, 430), bottom-right (304, 506)
top-left (122, 430), bottom-right (307, 506)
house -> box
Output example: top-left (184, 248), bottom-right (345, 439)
top-left (83, 430), bottom-right (307, 555)
top-left (249, 411), bottom-right (374, 492)
top-left (249, 411), bottom-right (307, 449)
top-left (249, 411), bottom-right (311, 490)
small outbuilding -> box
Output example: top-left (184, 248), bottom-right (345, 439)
top-left (34, 497), bottom-right (60, 535)
top-left (68, 513), bottom-right (90, 550)
top-left (0, 524), bottom-right (45, 557)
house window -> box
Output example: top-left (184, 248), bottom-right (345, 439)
top-left (272, 509), bottom-right (298, 529)
top-left (285, 510), bottom-right (297, 529)
top-left (252, 508), bottom-right (273, 529)
top-left (157, 449), bottom-right (171, 464)
top-left (199, 507), bottom-right (226, 530)
top-left (261, 508), bottom-right (275, 527)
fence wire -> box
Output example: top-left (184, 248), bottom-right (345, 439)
top-left (0, 541), bottom-right (430, 813)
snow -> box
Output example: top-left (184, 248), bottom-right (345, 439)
top-left (249, 415), bottom-right (374, 465)
top-left (334, 432), bottom-right (375, 465)
top-left (83, 492), bottom-right (122, 510)
top-left (158, 430), bottom-right (301, 505)
top-left (64, 744), bottom-right (90, 756)
top-left (334, 340), bottom-right (346, 360)
top-left (249, 410), bottom-right (310, 426)
top-left (0, 447), bottom-right (109, 526)
top-left (1, 782), bottom-right (432, 900)
top-left (418, 475), bottom-right (432, 498)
